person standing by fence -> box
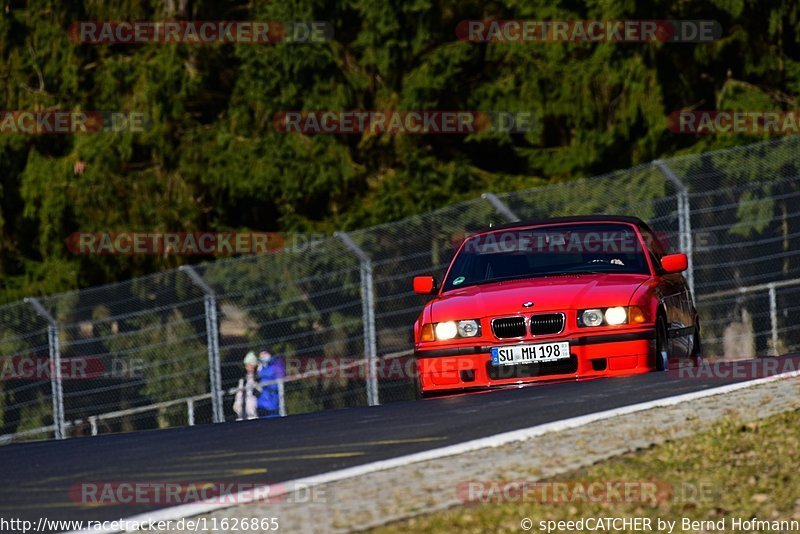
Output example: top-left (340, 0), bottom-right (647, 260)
top-left (256, 350), bottom-right (284, 418)
top-left (233, 351), bottom-right (259, 421)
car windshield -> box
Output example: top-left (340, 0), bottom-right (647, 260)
top-left (443, 222), bottom-right (650, 291)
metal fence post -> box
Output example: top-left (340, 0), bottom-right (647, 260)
top-left (180, 265), bottom-right (224, 423)
top-left (653, 160), bottom-right (695, 297)
top-left (768, 283), bottom-right (778, 355)
top-left (277, 380), bottom-right (287, 417)
top-left (334, 231), bottom-right (379, 406)
top-left (24, 297), bottom-right (65, 440)
top-left (482, 192), bottom-right (520, 222)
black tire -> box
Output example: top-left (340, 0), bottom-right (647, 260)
top-left (655, 317), bottom-right (669, 371)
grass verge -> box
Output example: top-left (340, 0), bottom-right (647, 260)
top-left (373, 409), bottom-right (800, 533)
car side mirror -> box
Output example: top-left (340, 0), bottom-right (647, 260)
top-left (661, 253), bottom-right (688, 274)
top-left (413, 275), bottom-right (437, 295)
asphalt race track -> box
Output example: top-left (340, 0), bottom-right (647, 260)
top-left (2, 355), bottom-right (799, 532)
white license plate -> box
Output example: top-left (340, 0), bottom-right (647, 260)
top-left (491, 342), bottom-right (570, 366)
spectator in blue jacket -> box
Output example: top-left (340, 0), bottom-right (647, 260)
top-left (256, 350), bottom-right (284, 418)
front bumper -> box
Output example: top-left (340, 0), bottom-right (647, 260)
top-left (415, 329), bottom-right (655, 393)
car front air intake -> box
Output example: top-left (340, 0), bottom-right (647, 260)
top-left (491, 316), bottom-right (526, 338)
top-left (530, 313), bottom-right (565, 335)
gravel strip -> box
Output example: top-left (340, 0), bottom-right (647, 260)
top-left (140, 377), bottom-right (800, 534)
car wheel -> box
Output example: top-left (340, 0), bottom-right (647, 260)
top-left (655, 317), bottom-right (669, 371)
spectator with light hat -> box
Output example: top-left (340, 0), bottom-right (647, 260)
top-left (233, 351), bottom-right (259, 420)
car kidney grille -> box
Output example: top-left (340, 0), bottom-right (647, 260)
top-left (530, 313), bottom-right (565, 335)
top-left (492, 317), bottom-right (526, 338)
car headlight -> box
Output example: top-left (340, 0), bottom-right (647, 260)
top-left (578, 306), bottom-right (628, 327)
top-left (578, 306), bottom-right (645, 327)
top-left (434, 321), bottom-right (458, 340)
top-left (457, 319), bottom-right (480, 337)
top-left (604, 306), bottom-right (627, 325)
top-left (423, 319), bottom-right (482, 341)
top-left (580, 309), bottom-right (605, 327)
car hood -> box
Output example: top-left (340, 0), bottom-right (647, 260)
top-left (429, 273), bottom-right (650, 321)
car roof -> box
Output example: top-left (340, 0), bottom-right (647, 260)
top-left (472, 215), bottom-right (653, 235)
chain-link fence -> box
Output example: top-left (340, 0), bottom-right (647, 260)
top-left (2, 136), bottom-right (800, 442)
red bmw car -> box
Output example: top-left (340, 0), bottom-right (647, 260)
top-left (412, 215), bottom-right (700, 395)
